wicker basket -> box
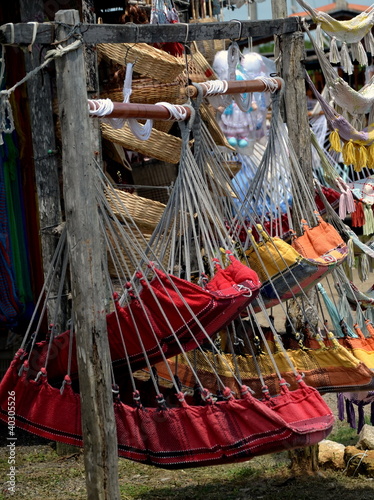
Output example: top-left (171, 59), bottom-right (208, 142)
top-left (223, 160), bottom-right (242, 178)
top-left (100, 78), bottom-right (184, 106)
top-left (101, 122), bottom-right (184, 164)
top-left (107, 229), bottom-right (153, 277)
top-left (97, 43), bottom-right (185, 83)
top-left (105, 185), bottom-right (166, 233)
top-left (189, 42), bottom-right (218, 81)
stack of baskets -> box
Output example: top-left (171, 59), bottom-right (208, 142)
top-left (105, 184), bottom-right (167, 276)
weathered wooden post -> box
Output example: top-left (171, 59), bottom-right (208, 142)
top-left (54, 9), bottom-right (120, 500)
top-left (19, 0), bottom-right (64, 324)
top-left (271, 0), bottom-right (319, 476)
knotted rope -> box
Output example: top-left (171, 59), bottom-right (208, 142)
top-left (0, 28), bottom-right (83, 144)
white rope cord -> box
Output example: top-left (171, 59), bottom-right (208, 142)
top-left (156, 101), bottom-right (189, 121)
top-left (88, 98), bottom-right (114, 116)
top-left (27, 22), bottom-right (38, 52)
top-left (255, 76), bottom-right (280, 94)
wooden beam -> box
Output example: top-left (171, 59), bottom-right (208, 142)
top-left (0, 17), bottom-right (300, 45)
top-left (54, 9), bottom-right (120, 500)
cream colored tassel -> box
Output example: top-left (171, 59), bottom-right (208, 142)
top-left (329, 36), bottom-right (340, 64)
top-left (351, 41), bottom-right (368, 66)
top-left (365, 31), bottom-right (374, 55)
top-left (363, 204), bottom-right (374, 236)
top-left (340, 42), bottom-right (353, 75)
top-left (359, 253), bottom-right (370, 282)
top-left (316, 24), bottom-right (324, 49)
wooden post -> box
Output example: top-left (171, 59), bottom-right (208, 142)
top-left (271, 0), bottom-right (288, 19)
top-left (271, 1), bottom-right (319, 476)
top-left (54, 9), bottom-right (120, 500)
top-left (19, 0), bottom-right (64, 324)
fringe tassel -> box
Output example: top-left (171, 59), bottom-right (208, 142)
top-left (347, 237), bottom-right (355, 268)
top-left (316, 24), bottom-right (324, 49)
top-left (338, 178), bottom-right (355, 219)
top-left (329, 36), bottom-right (341, 63)
top-left (342, 139), bottom-right (356, 165)
top-left (346, 399), bottom-right (356, 429)
top-left (329, 129), bottom-right (342, 152)
top-left (359, 252), bottom-right (370, 282)
top-left (354, 145), bottom-right (368, 172)
top-left (358, 405), bottom-right (365, 433)
top-left (363, 203), bottom-right (374, 236)
top-left (357, 40), bottom-right (369, 66)
top-left (367, 144), bottom-right (374, 168)
top-left (343, 259), bottom-right (354, 281)
top-left (351, 41), bottom-right (369, 67)
top-left (340, 42), bottom-right (353, 75)
top-left (337, 393), bottom-right (345, 421)
top-left (365, 30), bottom-right (374, 56)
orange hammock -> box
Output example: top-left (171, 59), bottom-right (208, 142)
top-left (337, 321), bottom-right (374, 370)
top-left (246, 217), bottom-right (348, 311)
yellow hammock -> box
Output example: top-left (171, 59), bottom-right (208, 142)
top-left (152, 332), bottom-right (373, 399)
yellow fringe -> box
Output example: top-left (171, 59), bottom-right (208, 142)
top-left (329, 129), bottom-right (342, 152)
top-left (354, 144), bottom-right (368, 172)
top-left (367, 143), bottom-right (374, 169)
top-left (342, 140), bottom-right (356, 166)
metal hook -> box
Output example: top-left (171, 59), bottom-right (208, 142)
top-left (229, 19), bottom-right (243, 42)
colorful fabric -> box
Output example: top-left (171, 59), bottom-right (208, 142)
top-left (0, 137), bottom-right (22, 325)
top-left (245, 221), bottom-right (347, 311)
top-left (155, 342), bottom-right (374, 397)
top-left (306, 71), bottom-right (374, 172)
top-left (28, 258), bottom-right (261, 379)
top-left (0, 352), bottom-right (334, 468)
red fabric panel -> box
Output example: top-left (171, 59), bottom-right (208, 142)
top-left (0, 353), bottom-right (334, 469)
top-left (29, 260), bottom-right (261, 379)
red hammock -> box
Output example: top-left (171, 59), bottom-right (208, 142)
top-left (0, 352), bottom-right (334, 469)
top-left (28, 257), bottom-right (261, 379)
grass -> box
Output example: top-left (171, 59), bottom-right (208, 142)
top-left (1, 443), bottom-right (374, 500)
top-left (0, 410), bottom-right (373, 500)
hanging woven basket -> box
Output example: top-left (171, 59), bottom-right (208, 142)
top-left (100, 78), bottom-right (184, 106)
top-left (101, 122), bottom-right (184, 164)
top-left (97, 43), bottom-right (185, 83)
top-left (105, 186), bottom-right (166, 233)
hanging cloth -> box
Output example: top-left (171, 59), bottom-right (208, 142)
top-left (0, 135), bottom-right (23, 325)
top-left (338, 391), bottom-right (374, 432)
top-left (29, 256), bottom-right (261, 380)
top-left (154, 338), bottom-right (374, 398)
top-left (304, 23), bottom-right (374, 120)
top-left (297, 0), bottom-right (374, 74)
top-left (305, 71), bottom-right (374, 172)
